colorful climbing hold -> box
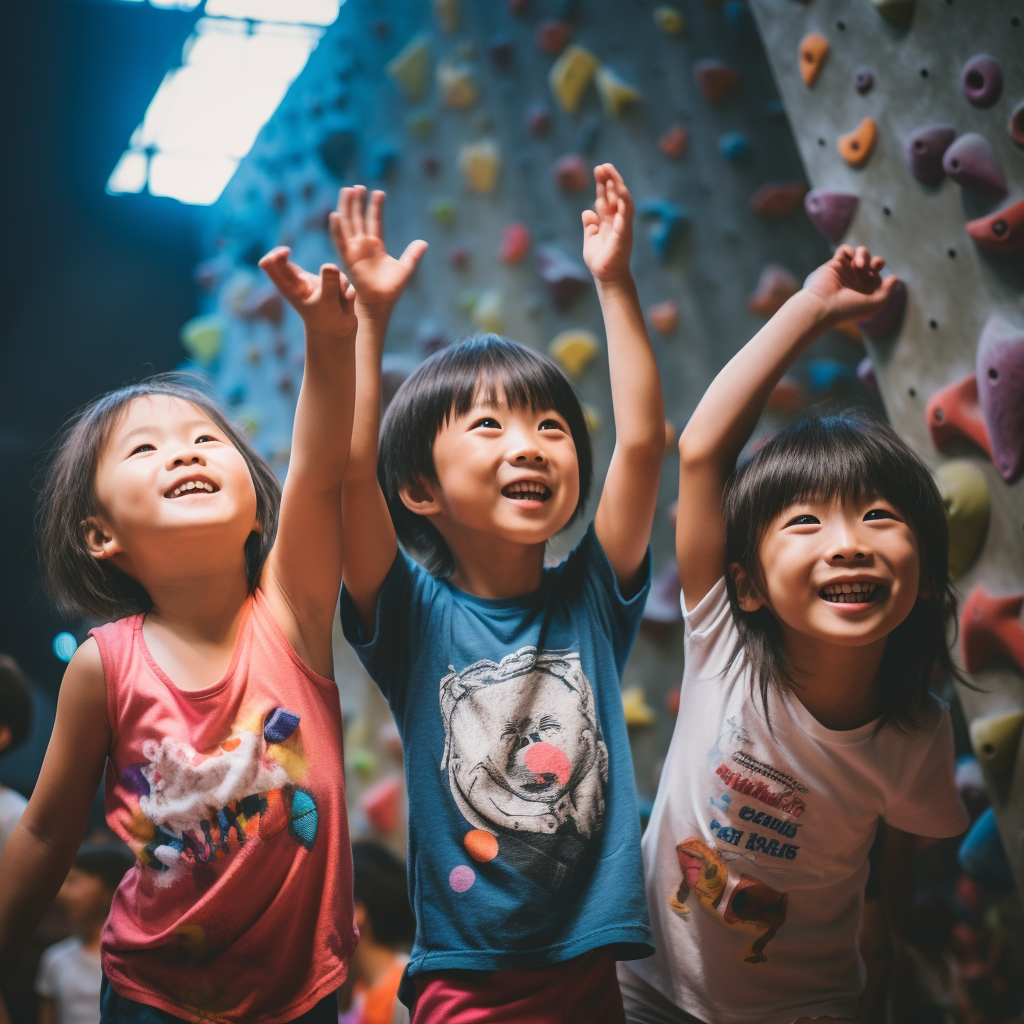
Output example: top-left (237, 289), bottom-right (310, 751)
top-left (464, 830), bottom-right (499, 863)
top-left (1010, 101), bottom-right (1024, 148)
top-left (942, 134), bottom-right (1007, 198)
top-left (969, 712), bottom-right (1024, 775)
top-left (903, 126), bottom-right (956, 186)
top-left (694, 60), bottom-right (740, 104)
top-left (976, 313), bottom-right (1024, 483)
top-left (747, 264), bottom-right (800, 318)
top-left (767, 377), bottom-right (808, 411)
top-left (966, 197), bottom-right (1024, 255)
top-left (360, 777), bottom-right (401, 835)
top-left (622, 686), bottom-right (656, 726)
top-left (870, 0), bottom-right (914, 26)
top-left (838, 117), bottom-right (878, 167)
top-left (647, 300), bottom-right (680, 336)
top-left (926, 375), bottom-right (993, 458)
top-left (471, 290), bottom-right (505, 334)
top-left (723, 1), bottom-right (754, 40)
top-left (641, 559), bottom-right (682, 640)
top-left (799, 32), bottom-right (830, 87)
top-left (264, 708), bottom-right (301, 744)
top-left (750, 182), bottom-right (808, 217)
top-left (549, 44), bottom-right (599, 114)
top-left (653, 5), bottom-right (686, 33)
top-left (936, 460), bottom-right (990, 580)
top-left (406, 110), bottom-right (435, 139)
top-left (961, 585), bottom-right (1024, 676)
top-left (856, 278), bottom-right (906, 339)
top-left (548, 329), bottom-right (599, 377)
top-left (535, 19), bottom-right (572, 55)
top-left (659, 124), bottom-right (689, 159)
top-left (961, 54), bottom-right (1003, 108)
top-left (365, 141), bottom-right (399, 180)
top-left (718, 132), bottom-right (752, 164)
top-left (552, 153), bottom-right (589, 193)
top-left (449, 865), bottom-right (475, 892)
top-left (596, 66), bottom-right (642, 118)
top-left (430, 198), bottom-right (457, 228)
top-left (856, 356), bottom-right (878, 393)
top-left (180, 315), bottom-right (225, 367)
top-left (385, 34), bottom-right (432, 102)
top-left (638, 200), bottom-right (688, 262)
top-left (317, 126), bottom-right (357, 178)
top-left (804, 190), bottom-right (859, 243)
top-left (664, 418), bottom-right (678, 454)
top-left (459, 139), bottom-right (501, 194)
top-left (499, 222), bottom-right (530, 264)
top-left (421, 155), bottom-right (440, 176)
top-left (509, 0), bottom-right (530, 15)
top-left (240, 286), bottom-right (284, 325)
top-left (536, 246), bottom-right (591, 309)
top-left (527, 103), bottom-right (552, 136)
top-left (288, 790), bottom-right (318, 849)
top-left (808, 359), bottom-right (854, 394)
top-left (853, 67), bottom-right (874, 94)
top-left (488, 35), bottom-right (514, 72)
top-left (582, 405), bottom-right (601, 434)
top-left (447, 247), bottom-right (470, 271)
top-left (433, 0), bottom-right (460, 33)
top-left (438, 61), bottom-right (479, 109)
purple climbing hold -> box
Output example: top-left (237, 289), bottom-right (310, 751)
top-left (942, 133), bottom-right (1007, 197)
top-left (804, 190), bottom-right (859, 244)
top-left (857, 278), bottom-right (906, 339)
top-left (535, 245), bottom-right (591, 310)
top-left (1010, 101), bottom-right (1024, 148)
top-left (264, 707), bottom-right (301, 744)
top-left (853, 67), bottom-right (874, 94)
top-left (976, 313), bottom-right (1024, 483)
top-left (961, 54), bottom-right (1003, 108)
top-left (903, 125), bottom-right (956, 186)
top-left (857, 356), bottom-right (879, 394)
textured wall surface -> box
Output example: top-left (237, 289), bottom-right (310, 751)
top-left (750, 0), bottom-right (1024, 885)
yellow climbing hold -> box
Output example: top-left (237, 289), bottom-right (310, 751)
top-left (583, 405), bottom-right (601, 434)
top-left (653, 6), bottom-right (686, 34)
top-left (870, 0), bottom-right (915, 26)
top-left (549, 44), bottom-right (599, 115)
top-left (385, 34), bottom-right (431, 102)
top-left (969, 711), bottom-right (1024, 774)
top-left (459, 139), bottom-right (502, 194)
top-left (433, 0), bottom-right (459, 33)
top-left (471, 290), bottom-right (505, 334)
top-left (438, 60), bottom-right (479, 109)
top-left (548, 329), bottom-right (599, 378)
top-left (622, 686), bottom-right (656, 727)
top-left (595, 66), bottom-right (642, 118)
top-left (936, 460), bottom-right (990, 580)
top-left (179, 314), bottom-right (225, 367)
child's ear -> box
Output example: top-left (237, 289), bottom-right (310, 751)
top-left (0, 725), bottom-right (11, 755)
top-left (729, 562), bottom-right (765, 613)
top-left (81, 517), bottom-right (122, 561)
top-left (398, 477), bottom-right (442, 518)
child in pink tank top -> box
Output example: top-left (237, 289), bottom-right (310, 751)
top-left (0, 241), bottom-right (394, 1023)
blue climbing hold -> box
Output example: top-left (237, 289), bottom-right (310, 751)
top-left (958, 807), bottom-right (1014, 894)
top-left (718, 131), bottom-right (752, 164)
top-left (317, 123), bottom-right (358, 178)
top-left (289, 790), bottom-right (319, 849)
top-left (264, 708), bottom-right (301, 744)
top-left (638, 200), bottom-right (689, 262)
top-left (723, 1), bottom-right (754, 40)
top-left (808, 359), bottom-right (855, 394)
top-left (366, 141), bottom-right (399, 179)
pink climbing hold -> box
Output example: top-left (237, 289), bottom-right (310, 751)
top-left (903, 126), bottom-right (956, 186)
top-left (961, 585), bottom-right (1024, 675)
top-left (804, 190), bottom-right (858, 244)
top-left (693, 60), bottom-right (741, 104)
top-left (942, 134), bottom-right (1007, 198)
top-left (856, 356), bottom-right (878, 394)
top-left (523, 742), bottom-right (571, 786)
top-left (535, 245), bottom-right (591, 310)
top-left (961, 54), bottom-right (1003, 108)
top-left (966, 198), bottom-right (1024, 255)
top-left (647, 300), bottom-right (680, 336)
top-left (1010, 101), bottom-right (1024, 148)
top-left (750, 182), bottom-right (808, 217)
top-left (359, 777), bottom-right (402, 834)
top-left (747, 264), bottom-right (800, 318)
top-left (659, 124), bottom-right (689, 159)
top-left (856, 279), bottom-right (906, 339)
top-left (925, 375), bottom-right (993, 458)
top-left (499, 222), bottom-right (531, 264)
top-left (552, 153), bottom-right (589, 193)
top-left (976, 313), bottom-right (1024, 483)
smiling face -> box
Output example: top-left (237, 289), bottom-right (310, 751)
top-left (733, 494), bottom-right (923, 650)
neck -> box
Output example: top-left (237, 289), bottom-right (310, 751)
top-left (780, 628), bottom-right (886, 730)
top-left (446, 533), bottom-right (547, 599)
top-left (144, 564), bottom-right (252, 642)
top-left (350, 940), bottom-right (400, 988)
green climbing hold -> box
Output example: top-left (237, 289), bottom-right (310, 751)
top-left (386, 34), bottom-right (432, 102)
top-left (430, 198), bottom-right (457, 228)
top-left (936, 461), bottom-right (990, 580)
top-left (180, 314), bottom-right (225, 367)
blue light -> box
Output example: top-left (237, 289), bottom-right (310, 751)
top-left (53, 632), bottom-right (78, 663)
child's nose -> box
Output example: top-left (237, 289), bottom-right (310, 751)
top-left (167, 449), bottom-right (206, 470)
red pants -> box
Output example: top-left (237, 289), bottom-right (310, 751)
top-left (412, 948), bottom-right (625, 1024)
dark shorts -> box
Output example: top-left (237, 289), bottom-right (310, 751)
top-left (99, 976), bottom-right (338, 1024)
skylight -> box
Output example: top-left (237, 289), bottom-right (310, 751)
top-left (107, 1), bottom-right (342, 205)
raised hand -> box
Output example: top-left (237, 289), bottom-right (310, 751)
top-left (803, 244), bottom-right (900, 327)
top-left (582, 163), bottom-right (634, 284)
top-left (329, 186), bottom-right (428, 310)
top-left (259, 248), bottom-right (357, 338)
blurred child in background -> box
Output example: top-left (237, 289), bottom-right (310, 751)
top-left (0, 655), bottom-right (32, 857)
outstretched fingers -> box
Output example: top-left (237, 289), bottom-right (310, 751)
top-left (260, 247), bottom-right (316, 302)
top-left (398, 238), bottom-right (429, 272)
top-left (367, 190), bottom-right (386, 241)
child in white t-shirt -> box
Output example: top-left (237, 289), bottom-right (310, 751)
top-left (621, 245), bottom-right (969, 1024)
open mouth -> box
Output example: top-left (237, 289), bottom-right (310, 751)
top-left (164, 478), bottom-right (220, 498)
top-left (501, 481), bottom-right (551, 502)
top-left (819, 582), bottom-right (884, 604)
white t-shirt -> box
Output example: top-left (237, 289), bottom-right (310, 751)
top-left (628, 579), bottom-right (968, 1024)
top-left (35, 936), bottom-right (103, 1024)
top-left (0, 785), bottom-right (28, 857)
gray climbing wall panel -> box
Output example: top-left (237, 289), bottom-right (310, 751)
top-left (749, 0), bottom-right (1024, 888)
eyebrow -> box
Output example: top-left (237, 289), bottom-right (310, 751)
top-left (118, 418), bottom-right (215, 444)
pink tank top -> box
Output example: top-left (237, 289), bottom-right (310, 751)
top-left (90, 590), bottom-right (356, 1023)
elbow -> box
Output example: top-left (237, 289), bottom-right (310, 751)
top-left (677, 428), bottom-right (706, 469)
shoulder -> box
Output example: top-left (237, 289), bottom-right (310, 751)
top-left (62, 638), bottom-right (107, 696)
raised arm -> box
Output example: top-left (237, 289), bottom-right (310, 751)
top-left (676, 245), bottom-right (900, 611)
top-left (585, 165), bottom-right (666, 594)
top-left (329, 187), bottom-right (427, 635)
top-left (258, 249), bottom-right (357, 674)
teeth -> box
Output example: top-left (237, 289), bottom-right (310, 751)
top-left (820, 582), bottom-right (882, 603)
top-left (503, 481), bottom-right (550, 500)
top-left (168, 481), bottom-right (216, 497)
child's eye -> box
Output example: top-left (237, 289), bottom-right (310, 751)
top-left (864, 508), bottom-right (896, 521)
top-left (473, 418), bottom-right (501, 429)
top-left (539, 420), bottom-right (564, 432)
top-left (130, 444), bottom-right (156, 455)
top-left (195, 435), bottom-right (215, 444)
top-left (785, 514), bottom-right (820, 527)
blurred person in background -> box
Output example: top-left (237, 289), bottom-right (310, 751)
top-left (0, 655), bottom-right (32, 856)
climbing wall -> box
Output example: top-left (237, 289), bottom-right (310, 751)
top-left (748, 0), bottom-right (1024, 887)
top-left (182, 0), bottom-right (876, 844)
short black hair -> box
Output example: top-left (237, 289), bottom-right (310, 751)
top-left (74, 844), bottom-right (136, 893)
top-left (0, 655), bottom-right (32, 754)
top-left (38, 374), bottom-right (281, 622)
top-left (351, 841), bottom-right (415, 947)
top-left (723, 412), bottom-right (961, 732)
top-left (378, 334), bottom-right (593, 576)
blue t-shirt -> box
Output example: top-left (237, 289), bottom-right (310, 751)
top-left (340, 523), bottom-right (654, 981)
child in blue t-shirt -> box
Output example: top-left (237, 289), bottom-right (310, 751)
top-left (332, 164), bottom-right (665, 1023)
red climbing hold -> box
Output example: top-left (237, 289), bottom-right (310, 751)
top-left (527, 103), bottom-right (552, 136)
top-left (942, 134), bottom-right (1007, 198)
top-left (925, 375), bottom-right (993, 458)
top-left (360, 777), bottom-right (402, 834)
top-left (750, 182), bottom-right (808, 217)
top-left (535, 245), bottom-right (591, 310)
top-left (499, 222), bottom-right (531, 264)
top-left (747, 264), bottom-right (800, 318)
top-left (447, 247), bottom-right (470, 270)
top-left (693, 60), bottom-right (741, 104)
top-left (552, 153), bottom-right (589, 193)
top-left (1011, 101), bottom-right (1024, 148)
top-left (767, 377), bottom-right (807, 412)
top-left (536, 19), bottom-right (572, 55)
top-left (659, 124), bottom-right (689, 159)
top-left (961, 585), bottom-right (1024, 675)
top-left (856, 279), bottom-right (906, 339)
top-left (647, 300), bottom-right (680, 336)
top-left (804, 190), bottom-right (858, 244)
top-left (976, 313), bottom-right (1024, 483)
top-left (508, 0), bottom-right (530, 15)
top-left (966, 197), bottom-right (1024, 255)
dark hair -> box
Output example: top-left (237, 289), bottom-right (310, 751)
top-left (0, 655), bottom-right (32, 753)
top-left (351, 841), bottom-right (415, 947)
top-left (74, 844), bottom-right (136, 892)
top-left (378, 334), bottom-right (593, 576)
top-left (723, 412), bottom-right (960, 732)
top-left (38, 374), bottom-right (281, 621)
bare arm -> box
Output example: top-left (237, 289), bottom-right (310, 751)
top-left (258, 249), bottom-right (358, 676)
top-left (329, 187), bottom-right (427, 635)
top-left (0, 640), bottom-right (109, 960)
top-left (676, 246), bottom-right (900, 611)
top-left (584, 165), bottom-right (666, 593)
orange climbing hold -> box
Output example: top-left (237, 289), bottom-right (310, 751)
top-left (961, 585), bottom-right (1024, 675)
top-left (647, 300), bottom-right (680, 335)
top-left (966, 197), bottom-right (1024, 255)
top-left (767, 377), bottom-right (807, 411)
top-left (659, 124), bottom-right (689, 158)
top-left (747, 264), bottom-right (800, 318)
top-left (837, 117), bottom-right (878, 167)
top-left (799, 32), bottom-right (830, 86)
top-left (925, 375), bottom-right (993, 458)
top-left (749, 182), bottom-right (808, 217)
top-left (693, 60), bottom-right (740, 104)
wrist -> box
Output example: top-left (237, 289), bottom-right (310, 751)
top-left (354, 298), bottom-right (396, 323)
top-left (593, 273), bottom-right (637, 297)
top-left (305, 324), bottom-right (357, 346)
